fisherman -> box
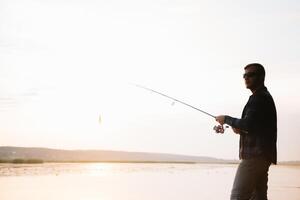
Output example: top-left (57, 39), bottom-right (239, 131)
top-left (215, 63), bottom-right (277, 200)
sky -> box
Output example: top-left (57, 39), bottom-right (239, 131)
top-left (0, 0), bottom-right (300, 161)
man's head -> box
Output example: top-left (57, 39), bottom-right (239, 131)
top-left (243, 63), bottom-right (265, 91)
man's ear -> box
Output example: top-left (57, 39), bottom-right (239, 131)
top-left (257, 74), bottom-right (264, 83)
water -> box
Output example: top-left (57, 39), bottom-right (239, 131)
top-left (0, 163), bottom-right (299, 200)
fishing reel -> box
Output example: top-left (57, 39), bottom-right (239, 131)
top-left (213, 125), bottom-right (229, 134)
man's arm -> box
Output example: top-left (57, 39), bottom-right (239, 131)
top-left (215, 115), bottom-right (250, 135)
top-left (215, 96), bottom-right (264, 134)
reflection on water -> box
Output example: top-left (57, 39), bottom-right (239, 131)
top-left (0, 163), bottom-right (231, 176)
top-left (0, 163), bottom-right (299, 200)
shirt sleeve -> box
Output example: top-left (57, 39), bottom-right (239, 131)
top-left (224, 95), bottom-right (264, 135)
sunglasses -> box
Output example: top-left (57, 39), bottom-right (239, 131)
top-left (243, 72), bottom-right (258, 79)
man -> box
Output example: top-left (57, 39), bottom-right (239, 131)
top-left (215, 63), bottom-right (277, 200)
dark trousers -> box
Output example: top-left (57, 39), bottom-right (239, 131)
top-left (230, 158), bottom-right (271, 200)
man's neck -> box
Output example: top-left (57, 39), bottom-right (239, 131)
top-left (250, 84), bottom-right (265, 94)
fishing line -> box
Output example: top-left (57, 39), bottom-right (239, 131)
top-left (132, 83), bottom-right (216, 118)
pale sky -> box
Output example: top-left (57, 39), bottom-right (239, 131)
top-left (0, 0), bottom-right (300, 161)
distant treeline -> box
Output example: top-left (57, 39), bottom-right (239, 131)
top-left (0, 158), bottom-right (44, 164)
top-left (47, 160), bottom-right (198, 164)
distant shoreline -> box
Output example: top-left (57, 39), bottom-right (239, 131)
top-left (1, 160), bottom-right (299, 166)
top-left (1, 147), bottom-right (299, 165)
top-left (0, 159), bottom-right (239, 164)
top-left (0, 159), bottom-right (44, 164)
top-left (0, 146), bottom-right (238, 164)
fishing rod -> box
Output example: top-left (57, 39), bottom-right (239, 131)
top-left (132, 83), bottom-right (231, 133)
top-left (132, 83), bottom-right (216, 118)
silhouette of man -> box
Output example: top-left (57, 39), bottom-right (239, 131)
top-left (215, 63), bottom-right (277, 200)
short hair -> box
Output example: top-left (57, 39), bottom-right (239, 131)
top-left (244, 63), bottom-right (265, 81)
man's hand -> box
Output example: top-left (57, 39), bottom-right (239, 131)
top-left (232, 127), bottom-right (241, 134)
top-left (215, 115), bottom-right (226, 125)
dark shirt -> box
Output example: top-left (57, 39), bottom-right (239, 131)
top-left (225, 86), bottom-right (277, 164)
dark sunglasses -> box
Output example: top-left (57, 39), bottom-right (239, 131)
top-left (243, 72), bottom-right (258, 79)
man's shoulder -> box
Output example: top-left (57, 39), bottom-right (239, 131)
top-left (255, 87), bottom-right (273, 99)
top-left (253, 88), bottom-right (276, 109)
top-left (250, 89), bottom-right (273, 105)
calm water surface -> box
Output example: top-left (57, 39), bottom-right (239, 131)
top-left (0, 163), bottom-right (299, 200)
